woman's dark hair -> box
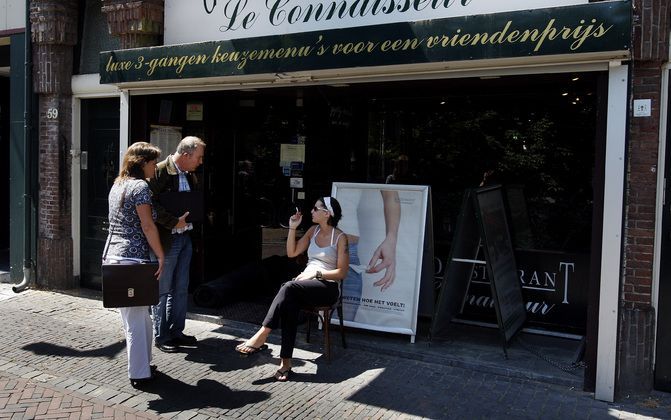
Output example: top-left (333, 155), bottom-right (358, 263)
top-left (116, 141), bottom-right (161, 183)
top-left (320, 196), bottom-right (342, 227)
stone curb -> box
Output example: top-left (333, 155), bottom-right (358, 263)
top-left (187, 311), bottom-right (583, 389)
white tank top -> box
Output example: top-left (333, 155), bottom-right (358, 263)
top-left (305, 226), bottom-right (343, 273)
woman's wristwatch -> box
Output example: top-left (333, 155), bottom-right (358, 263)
top-left (316, 271), bottom-right (323, 280)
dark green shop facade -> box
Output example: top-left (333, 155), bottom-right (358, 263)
top-left (78, 1), bottom-right (637, 400)
top-left (1, 27), bottom-right (35, 287)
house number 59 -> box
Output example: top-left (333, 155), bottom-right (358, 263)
top-left (46, 108), bottom-right (58, 119)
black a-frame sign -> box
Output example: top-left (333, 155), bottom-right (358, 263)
top-left (430, 189), bottom-right (481, 339)
top-left (430, 186), bottom-right (526, 356)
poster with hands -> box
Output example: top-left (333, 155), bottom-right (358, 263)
top-left (332, 183), bottom-right (429, 337)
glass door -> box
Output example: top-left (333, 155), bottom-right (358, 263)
top-left (232, 94), bottom-right (295, 264)
top-left (80, 98), bottom-right (119, 288)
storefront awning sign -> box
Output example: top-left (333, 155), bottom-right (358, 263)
top-left (165, 0), bottom-right (591, 44)
top-left (100, 1), bottom-right (631, 84)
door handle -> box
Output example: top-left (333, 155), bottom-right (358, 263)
top-left (70, 150), bottom-right (88, 170)
top-left (80, 151), bottom-right (88, 170)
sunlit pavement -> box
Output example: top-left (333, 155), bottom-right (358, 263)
top-left (0, 283), bottom-right (670, 419)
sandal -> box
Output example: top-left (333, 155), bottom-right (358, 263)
top-left (235, 343), bottom-right (268, 355)
top-left (274, 368), bottom-right (292, 382)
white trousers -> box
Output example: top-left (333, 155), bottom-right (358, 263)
top-left (119, 306), bottom-right (153, 379)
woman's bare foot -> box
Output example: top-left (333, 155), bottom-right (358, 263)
top-left (275, 358), bottom-right (292, 382)
top-left (236, 327), bottom-right (271, 354)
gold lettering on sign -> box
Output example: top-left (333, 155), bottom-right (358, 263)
top-left (105, 55), bottom-right (134, 72)
top-left (147, 54), bottom-right (209, 76)
top-left (211, 43), bottom-right (314, 70)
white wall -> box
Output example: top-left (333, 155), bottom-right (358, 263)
top-left (0, 0), bottom-right (25, 32)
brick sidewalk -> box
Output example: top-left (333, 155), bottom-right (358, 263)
top-left (0, 372), bottom-right (161, 419)
top-left (1, 283), bottom-right (671, 419)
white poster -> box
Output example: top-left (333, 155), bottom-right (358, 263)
top-left (332, 182), bottom-right (429, 337)
top-left (149, 125), bottom-right (182, 156)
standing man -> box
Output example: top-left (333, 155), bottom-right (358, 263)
top-left (149, 136), bottom-right (206, 352)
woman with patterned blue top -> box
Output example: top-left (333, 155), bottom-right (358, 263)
top-left (103, 142), bottom-right (165, 389)
top-left (236, 196), bottom-right (349, 382)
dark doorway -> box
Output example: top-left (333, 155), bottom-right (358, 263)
top-left (0, 75), bottom-right (9, 272)
top-left (654, 70), bottom-right (671, 391)
top-left (80, 98), bottom-right (119, 288)
top-left (129, 94), bottom-right (238, 289)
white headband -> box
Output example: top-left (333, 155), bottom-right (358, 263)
top-left (323, 197), bottom-right (335, 217)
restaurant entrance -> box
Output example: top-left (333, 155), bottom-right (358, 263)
top-left (129, 71), bottom-right (603, 339)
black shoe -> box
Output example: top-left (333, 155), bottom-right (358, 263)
top-left (173, 334), bottom-right (197, 346)
top-left (156, 340), bottom-right (179, 353)
top-left (130, 374), bottom-right (154, 389)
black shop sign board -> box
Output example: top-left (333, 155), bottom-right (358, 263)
top-left (461, 249), bottom-right (589, 334)
top-left (100, 1), bottom-right (631, 84)
top-left (431, 186), bottom-right (526, 356)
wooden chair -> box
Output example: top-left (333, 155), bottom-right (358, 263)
top-left (303, 291), bottom-right (347, 362)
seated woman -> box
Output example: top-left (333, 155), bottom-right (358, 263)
top-left (235, 196), bottom-right (349, 381)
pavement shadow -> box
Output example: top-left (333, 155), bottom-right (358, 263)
top-left (22, 340), bottom-right (126, 359)
top-left (178, 335), bottom-right (363, 386)
top-left (181, 337), bottom-right (308, 373)
top-left (143, 371), bottom-right (270, 412)
top-left (250, 352), bottom-right (367, 386)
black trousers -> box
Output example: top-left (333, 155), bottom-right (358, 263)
top-left (263, 279), bottom-right (339, 358)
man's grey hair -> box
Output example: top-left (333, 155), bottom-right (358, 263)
top-left (176, 136), bottom-right (206, 155)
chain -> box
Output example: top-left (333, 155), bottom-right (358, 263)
top-left (514, 336), bottom-right (586, 376)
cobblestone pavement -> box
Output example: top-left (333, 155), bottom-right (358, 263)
top-left (1, 284), bottom-right (671, 419)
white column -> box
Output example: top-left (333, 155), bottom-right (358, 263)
top-left (71, 98), bottom-right (81, 277)
top-left (650, 62), bottom-right (670, 383)
top-left (119, 90), bottom-right (130, 167)
top-left (595, 61), bottom-right (629, 402)
top-left (652, 65), bottom-right (669, 336)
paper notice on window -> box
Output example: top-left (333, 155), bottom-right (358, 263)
top-left (280, 144), bottom-right (305, 163)
top-left (186, 102), bottom-right (203, 121)
top-left (150, 125), bottom-right (182, 156)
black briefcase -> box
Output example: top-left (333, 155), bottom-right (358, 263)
top-left (101, 262), bottom-right (159, 308)
top-left (158, 191), bottom-right (204, 222)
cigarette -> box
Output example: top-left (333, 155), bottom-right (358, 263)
top-left (295, 207), bottom-right (300, 213)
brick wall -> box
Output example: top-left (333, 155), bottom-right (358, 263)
top-left (31, 2), bottom-right (77, 289)
top-left (617, 0), bottom-right (669, 397)
top-left (101, 0), bottom-right (164, 48)
top-left (36, 94), bottom-right (74, 289)
top-left (624, 60), bottom-right (661, 307)
top-left (618, 306), bottom-right (655, 394)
